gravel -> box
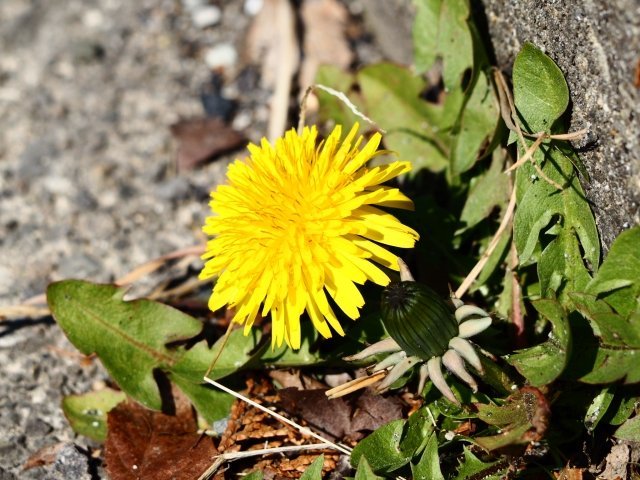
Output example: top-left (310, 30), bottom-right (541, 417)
top-left (0, 0), bottom-right (258, 476)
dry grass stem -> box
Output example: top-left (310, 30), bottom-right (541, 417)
top-left (325, 370), bottom-right (388, 399)
top-left (298, 84), bottom-right (383, 135)
top-left (0, 244), bottom-right (206, 321)
top-left (197, 443), bottom-right (336, 480)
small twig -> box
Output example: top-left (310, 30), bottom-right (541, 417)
top-left (203, 376), bottom-right (352, 456)
top-left (531, 161), bottom-right (564, 190)
top-left (493, 70), bottom-right (527, 150)
top-left (504, 134), bottom-right (546, 173)
top-left (148, 277), bottom-right (210, 302)
top-left (198, 443), bottom-right (335, 480)
top-left (0, 305), bottom-right (51, 320)
top-left (298, 84), bottom-right (383, 135)
top-left (509, 242), bottom-right (526, 348)
top-left (524, 128), bottom-right (588, 141)
top-left (114, 244), bottom-right (205, 287)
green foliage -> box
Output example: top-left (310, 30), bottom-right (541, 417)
top-left (584, 386), bottom-right (615, 433)
top-left (512, 42), bottom-right (569, 133)
top-left (459, 152), bottom-right (509, 232)
top-left (299, 455), bottom-right (325, 480)
top-left (47, 280), bottom-right (204, 411)
top-left (349, 407), bottom-right (438, 475)
top-left (62, 389), bottom-right (126, 442)
top-left (614, 414), bottom-right (640, 441)
top-left (413, 0), bottom-right (473, 90)
top-left (46, 280), bottom-right (264, 423)
top-left (506, 299), bottom-right (571, 386)
top-left (452, 448), bottom-right (507, 480)
top-left (350, 420), bottom-right (408, 473)
top-left (450, 70), bottom-right (500, 176)
top-left (411, 433), bottom-right (444, 480)
top-left (584, 226), bottom-right (640, 317)
top-left (354, 456), bottom-right (384, 480)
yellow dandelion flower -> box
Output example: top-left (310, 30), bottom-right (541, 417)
top-left (199, 123), bottom-right (419, 349)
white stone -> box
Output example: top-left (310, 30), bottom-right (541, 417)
top-left (244, 0), bottom-right (264, 16)
top-left (83, 9), bottom-right (105, 28)
top-left (204, 43), bottom-right (238, 69)
top-left (191, 5), bottom-right (222, 28)
top-left (182, 0), bottom-right (207, 10)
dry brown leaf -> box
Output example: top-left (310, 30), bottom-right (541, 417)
top-left (269, 369), bottom-right (326, 390)
top-left (279, 388), bottom-right (353, 441)
top-left (279, 386), bottom-right (403, 443)
top-left (349, 389), bottom-right (404, 438)
top-left (104, 389), bottom-right (216, 480)
top-left (22, 442), bottom-right (66, 470)
top-left (600, 443), bottom-right (630, 480)
top-left (169, 117), bottom-right (244, 171)
top-left (299, 0), bottom-right (353, 91)
top-left (555, 465), bottom-right (585, 480)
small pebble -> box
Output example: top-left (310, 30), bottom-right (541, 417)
top-left (191, 5), bottom-right (222, 29)
top-left (244, 0), bottom-right (264, 16)
top-left (82, 9), bottom-right (104, 28)
top-left (182, 0), bottom-right (207, 10)
top-left (204, 43), bottom-right (238, 70)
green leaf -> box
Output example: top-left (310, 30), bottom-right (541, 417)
top-left (169, 375), bottom-right (234, 424)
top-left (614, 415), bottom-right (640, 441)
top-left (452, 447), bottom-right (507, 480)
top-left (506, 299), bottom-right (571, 386)
top-left (413, 0), bottom-right (473, 90)
top-left (357, 63), bottom-right (449, 172)
top-left (242, 472), bottom-right (264, 480)
top-left (399, 407), bottom-right (436, 457)
top-left (450, 71), bottom-right (500, 175)
top-left (606, 392), bottom-right (639, 426)
top-left (538, 226), bottom-right (592, 305)
top-left (62, 389), bottom-right (126, 442)
top-left (570, 293), bottom-right (640, 384)
top-left (315, 65), bottom-right (362, 130)
top-left (584, 386), bottom-right (615, 433)
top-left (513, 42), bottom-right (569, 133)
top-left (475, 388), bottom-right (548, 451)
top-left (514, 147), bottom-right (599, 270)
top-left (171, 329), bottom-right (263, 383)
top-left (459, 151), bottom-right (509, 231)
top-left (300, 455), bottom-right (324, 480)
top-left (586, 226), bottom-right (640, 317)
top-left (350, 420), bottom-right (409, 473)
top-left (47, 280), bottom-right (204, 410)
top-left (411, 433), bottom-right (445, 480)
top-left (355, 456), bottom-right (384, 480)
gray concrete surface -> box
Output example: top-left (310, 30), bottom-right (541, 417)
top-left (479, 0), bottom-right (640, 250)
